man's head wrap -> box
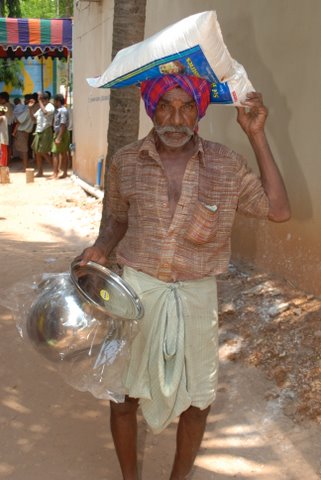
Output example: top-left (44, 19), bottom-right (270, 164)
top-left (140, 75), bottom-right (212, 120)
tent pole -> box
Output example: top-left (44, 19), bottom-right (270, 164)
top-left (40, 55), bottom-right (44, 91)
top-left (66, 52), bottom-right (70, 104)
top-left (53, 57), bottom-right (57, 95)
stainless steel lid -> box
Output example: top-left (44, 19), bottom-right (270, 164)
top-left (70, 260), bottom-right (144, 320)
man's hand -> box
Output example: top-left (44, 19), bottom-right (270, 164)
top-left (76, 245), bottom-right (108, 267)
top-left (236, 92), bottom-right (268, 137)
top-left (75, 217), bottom-right (128, 268)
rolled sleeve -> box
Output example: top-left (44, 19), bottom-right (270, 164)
top-left (60, 109), bottom-right (68, 125)
top-left (236, 156), bottom-right (269, 219)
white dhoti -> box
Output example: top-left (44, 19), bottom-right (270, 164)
top-left (122, 266), bottom-right (219, 434)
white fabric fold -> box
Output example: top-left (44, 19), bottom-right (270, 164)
top-left (122, 267), bottom-right (219, 433)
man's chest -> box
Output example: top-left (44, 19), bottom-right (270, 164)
top-left (122, 157), bottom-right (239, 222)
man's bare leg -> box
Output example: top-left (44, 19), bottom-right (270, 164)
top-left (50, 153), bottom-right (60, 179)
top-left (44, 152), bottom-right (52, 168)
top-left (169, 405), bottom-right (211, 480)
top-left (110, 396), bottom-right (139, 480)
top-left (35, 152), bottom-right (43, 176)
top-left (20, 151), bottom-right (28, 170)
top-left (59, 151), bottom-right (68, 178)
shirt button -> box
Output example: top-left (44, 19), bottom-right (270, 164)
top-left (162, 262), bottom-right (170, 268)
top-left (162, 202), bottom-right (167, 207)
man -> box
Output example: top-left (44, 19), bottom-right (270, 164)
top-left (0, 92), bottom-right (14, 162)
top-left (29, 91), bottom-right (54, 177)
top-left (51, 94), bottom-right (70, 179)
top-left (79, 75), bottom-right (290, 480)
top-left (12, 95), bottom-right (34, 170)
top-left (0, 105), bottom-right (9, 167)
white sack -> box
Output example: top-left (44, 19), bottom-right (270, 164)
top-left (87, 11), bottom-right (254, 105)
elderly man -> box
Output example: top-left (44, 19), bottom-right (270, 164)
top-left (79, 75), bottom-right (290, 480)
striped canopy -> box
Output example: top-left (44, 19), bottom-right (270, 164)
top-left (0, 17), bottom-right (72, 58)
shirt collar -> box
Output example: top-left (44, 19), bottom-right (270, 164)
top-left (138, 129), bottom-right (206, 166)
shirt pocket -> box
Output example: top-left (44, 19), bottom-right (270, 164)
top-left (185, 201), bottom-right (219, 245)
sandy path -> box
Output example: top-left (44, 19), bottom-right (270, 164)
top-left (1, 169), bottom-right (320, 479)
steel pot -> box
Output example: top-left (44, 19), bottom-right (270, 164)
top-left (26, 261), bottom-right (143, 362)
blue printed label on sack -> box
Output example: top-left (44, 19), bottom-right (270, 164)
top-left (104, 45), bottom-right (233, 104)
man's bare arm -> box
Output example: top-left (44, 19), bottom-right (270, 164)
top-left (236, 92), bottom-right (291, 222)
top-left (78, 215), bottom-right (128, 266)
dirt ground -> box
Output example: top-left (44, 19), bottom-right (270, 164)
top-left (1, 161), bottom-right (321, 480)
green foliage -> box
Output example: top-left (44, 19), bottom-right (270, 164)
top-left (8, 0), bottom-right (21, 16)
top-left (19, 0), bottom-right (73, 18)
top-left (0, 0), bottom-right (21, 16)
top-left (0, 0), bottom-right (73, 20)
top-left (0, 0), bottom-right (73, 18)
top-left (0, 59), bottom-right (24, 89)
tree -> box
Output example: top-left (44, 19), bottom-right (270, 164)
top-left (19, 0), bottom-right (73, 18)
top-left (0, 59), bottom-right (24, 89)
top-left (0, 0), bottom-right (23, 90)
top-left (99, 0), bottom-right (147, 235)
top-left (0, 0), bottom-right (21, 16)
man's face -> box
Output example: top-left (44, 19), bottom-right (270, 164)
top-left (39, 95), bottom-right (48, 105)
top-left (153, 87), bottom-right (198, 149)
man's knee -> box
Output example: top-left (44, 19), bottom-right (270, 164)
top-left (181, 404), bottom-right (211, 423)
top-left (110, 396), bottom-right (139, 418)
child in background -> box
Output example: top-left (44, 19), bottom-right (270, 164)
top-left (0, 105), bottom-right (9, 167)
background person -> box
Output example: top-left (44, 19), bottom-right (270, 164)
top-left (0, 92), bottom-right (14, 163)
top-left (51, 93), bottom-right (70, 179)
top-left (13, 96), bottom-right (35, 171)
top-left (0, 105), bottom-right (9, 167)
top-left (29, 91), bottom-right (54, 177)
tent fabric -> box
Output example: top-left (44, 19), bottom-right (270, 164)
top-left (0, 18), bottom-right (72, 58)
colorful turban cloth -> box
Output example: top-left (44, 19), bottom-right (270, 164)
top-left (140, 75), bottom-right (212, 120)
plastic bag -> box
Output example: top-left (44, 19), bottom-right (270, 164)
top-left (87, 11), bottom-right (254, 105)
top-left (1, 272), bottom-right (139, 402)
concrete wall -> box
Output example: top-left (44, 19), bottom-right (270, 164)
top-left (73, 0), bottom-right (321, 296)
top-left (73, 0), bottom-right (113, 184)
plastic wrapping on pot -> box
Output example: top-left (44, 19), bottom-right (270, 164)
top-left (1, 262), bottom-right (144, 402)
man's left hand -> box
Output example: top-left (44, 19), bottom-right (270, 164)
top-left (236, 92), bottom-right (268, 137)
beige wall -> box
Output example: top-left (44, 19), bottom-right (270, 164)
top-left (74, 0), bottom-right (321, 295)
top-left (73, 0), bottom-right (114, 184)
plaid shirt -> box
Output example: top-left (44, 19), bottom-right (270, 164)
top-left (107, 130), bottom-right (269, 281)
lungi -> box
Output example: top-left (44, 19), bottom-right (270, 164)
top-left (122, 266), bottom-right (219, 433)
top-left (32, 126), bottom-right (53, 153)
top-left (14, 130), bottom-right (29, 153)
top-left (51, 130), bottom-right (70, 154)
